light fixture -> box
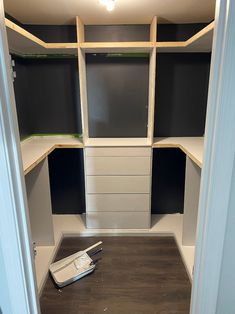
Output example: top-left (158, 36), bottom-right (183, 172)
top-left (99, 0), bottom-right (116, 12)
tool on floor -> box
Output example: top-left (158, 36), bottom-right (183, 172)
top-left (49, 241), bottom-right (103, 287)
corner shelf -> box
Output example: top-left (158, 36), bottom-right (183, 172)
top-left (152, 137), bottom-right (204, 168)
top-left (21, 136), bottom-right (84, 175)
top-left (5, 18), bottom-right (78, 57)
top-left (156, 21), bottom-right (214, 53)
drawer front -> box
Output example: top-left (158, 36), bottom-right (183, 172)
top-left (85, 147), bottom-right (151, 157)
top-left (86, 194), bottom-right (150, 212)
top-left (86, 176), bottom-right (150, 194)
top-left (86, 212), bottom-right (150, 229)
top-left (86, 156), bottom-right (151, 175)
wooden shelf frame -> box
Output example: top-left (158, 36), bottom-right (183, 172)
top-left (5, 17), bottom-right (214, 57)
top-left (76, 16), bottom-right (157, 146)
top-left (5, 18), bottom-right (78, 56)
top-left (7, 15), bottom-right (213, 152)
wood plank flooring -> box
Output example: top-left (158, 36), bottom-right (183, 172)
top-left (40, 236), bottom-right (191, 314)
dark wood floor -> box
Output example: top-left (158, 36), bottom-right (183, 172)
top-left (40, 236), bottom-right (191, 314)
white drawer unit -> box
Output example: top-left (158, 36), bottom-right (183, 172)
top-left (86, 212), bottom-right (150, 229)
top-left (86, 156), bottom-right (151, 175)
top-left (86, 176), bottom-right (150, 194)
top-left (84, 147), bottom-right (152, 229)
top-left (86, 194), bottom-right (150, 212)
top-left (85, 147), bottom-right (151, 157)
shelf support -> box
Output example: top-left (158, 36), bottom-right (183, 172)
top-left (147, 16), bottom-right (157, 143)
top-left (150, 16), bottom-right (157, 42)
top-left (76, 16), bottom-right (89, 141)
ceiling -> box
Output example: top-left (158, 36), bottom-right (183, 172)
top-left (4, 0), bottom-right (216, 25)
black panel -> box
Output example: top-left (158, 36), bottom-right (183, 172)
top-left (157, 23), bottom-right (208, 42)
top-left (48, 149), bottom-right (85, 214)
top-left (5, 14), bottom-right (77, 43)
top-left (151, 149), bottom-right (186, 214)
top-left (85, 25), bottom-right (150, 42)
top-left (5, 13), bottom-right (24, 27)
top-left (13, 57), bottom-right (31, 139)
top-left (86, 54), bottom-right (149, 137)
top-left (155, 53), bottom-right (210, 137)
top-left (24, 25), bottom-right (77, 43)
top-left (13, 57), bottom-right (82, 135)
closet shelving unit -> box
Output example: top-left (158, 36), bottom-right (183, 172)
top-left (5, 16), bottom-right (214, 292)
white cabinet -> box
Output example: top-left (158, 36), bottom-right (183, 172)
top-left (85, 147), bottom-right (152, 228)
top-left (86, 194), bottom-right (150, 212)
top-left (86, 176), bottom-right (150, 194)
top-left (86, 156), bottom-right (151, 175)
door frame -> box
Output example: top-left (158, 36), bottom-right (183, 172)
top-left (191, 0), bottom-right (235, 313)
top-left (0, 1), bottom-right (39, 313)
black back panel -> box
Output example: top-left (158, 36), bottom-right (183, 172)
top-left (85, 25), bottom-right (150, 42)
top-left (13, 57), bottom-right (82, 136)
top-left (157, 23), bottom-right (208, 41)
top-left (154, 53), bottom-right (211, 137)
top-left (86, 54), bottom-right (149, 137)
top-left (48, 149), bottom-right (85, 214)
top-left (24, 25), bottom-right (77, 43)
top-left (151, 148), bottom-right (186, 214)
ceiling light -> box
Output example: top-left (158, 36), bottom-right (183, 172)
top-left (99, 0), bottom-right (109, 5)
top-left (106, 1), bottom-right (115, 11)
top-left (99, 0), bottom-right (116, 12)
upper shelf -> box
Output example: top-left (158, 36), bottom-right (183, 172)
top-left (79, 42), bottom-right (154, 53)
top-left (5, 18), bottom-right (78, 56)
top-left (156, 22), bottom-right (214, 53)
top-left (5, 17), bottom-right (214, 56)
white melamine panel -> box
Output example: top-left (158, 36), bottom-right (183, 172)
top-left (86, 176), bottom-right (150, 194)
top-left (84, 138), bottom-right (152, 147)
top-left (85, 147), bottom-right (151, 157)
top-left (182, 157), bottom-right (201, 245)
top-left (86, 212), bottom-right (150, 229)
top-left (25, 158), bottom-right (54, 246)
top-left (86, 193), bottom-right (150, 212)
top-left (86, 156), bottom-right (151, 175)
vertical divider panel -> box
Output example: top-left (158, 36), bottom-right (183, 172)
top-left (25, 158), bottom-right (54, 246)
top-left (76, 16), bottom-right (89, 142)
top-left (147, 16), bottom-right (157, 143)
top-left (150, 16), bottom-right (157, 42)
top-left (148, 17), bottom-right (157, 225)
top-left (182, 156), bottom-right (201, 245)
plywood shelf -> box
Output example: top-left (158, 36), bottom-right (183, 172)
top-left (80, 41), bottom-right (154, 53)
top-left (5, 18), bottom-right (78, 56)
top-left (21, 136), bottom-right (83, 175)
top-left (153, 137), bottom-right (204, 168)
top-left (156, 21), bottom-right (214, 53)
